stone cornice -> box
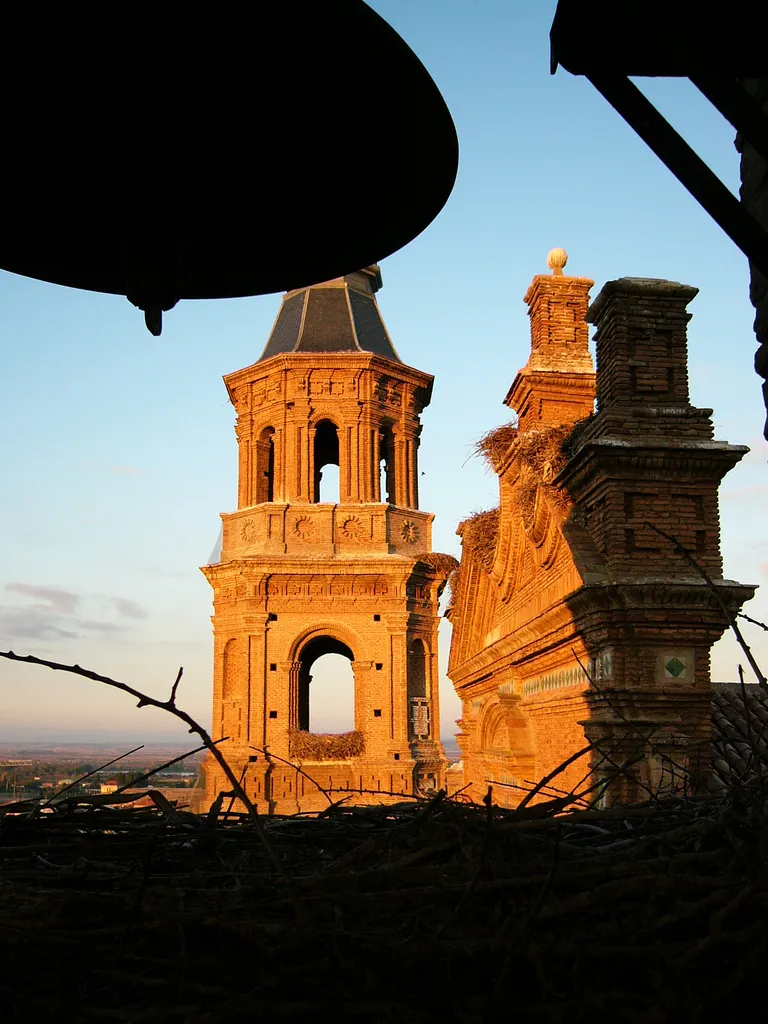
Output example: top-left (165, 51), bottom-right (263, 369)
top-left (587, 277), bottom-right (698, 323)
top-left (223, 353), bottom-right (433, 402)
top-left (566, 578), bottom-right (757, 618)
top-left (558, 437), bottom-right (749, 494)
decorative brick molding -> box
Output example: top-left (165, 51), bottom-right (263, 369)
top-left (448, 254), bottom-right (754, 806)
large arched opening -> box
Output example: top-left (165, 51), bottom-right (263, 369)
top-left (313, 419), bottom-right (340, 503)
top-left (296, 635), bottom-right (355, 734)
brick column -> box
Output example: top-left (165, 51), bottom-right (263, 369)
top-left (306, 425), bottom-right (317, 502)
top-left (372, 427), bottom-right (382, 502)
top-left (235, 419), bottom-right (251, 509)
top-left (286, 661), bottom-right (301, 730)
top-left (393, 429), bottom-right (407, 508)
top-left (351, 661), bottom-right (374, 734)
top-left (272, 426), bottom-right (283, 503)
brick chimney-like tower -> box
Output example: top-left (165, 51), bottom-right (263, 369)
top-left (561, 277), bottom-right (755, 798)
top-left (201, 266), bottom-right (454, 813)
top-left (447, 257), bottom-right (755, 807)
top-left (505, 246), bottom-right (595, 430)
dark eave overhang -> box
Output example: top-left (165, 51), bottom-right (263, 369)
top-left (550, 1), bottom-right (768, 279)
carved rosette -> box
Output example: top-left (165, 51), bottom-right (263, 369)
top-left (293, 515), bottom-right (314, 539)
top-left (240, 518), bottom-right (256, 542)
top-left (401, 520), bottom-right (420, 544)
top-left (340, 515), bottom-right (365, 541)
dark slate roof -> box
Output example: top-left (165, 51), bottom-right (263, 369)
top-left (257, 265), bottom-right (401, 363)
top-left (711, 683), bottom-right (768, 785)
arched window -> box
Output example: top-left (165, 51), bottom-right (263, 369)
top-left (296, 636), bottom-right (354, 733)
top-left (313, 419), bottom-right (339, 503)
top-left (379, 424), bottom-right (396, 504)
top-left (255, 427), bottom-right (275, 504)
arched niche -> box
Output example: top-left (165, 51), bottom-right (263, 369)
top-left (407, 638), bottom-right (429, 739)
top-left (222, 638), bottom-right (240, 700)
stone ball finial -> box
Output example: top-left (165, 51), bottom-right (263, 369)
top-left (547, 248), bottom-right (568, 276)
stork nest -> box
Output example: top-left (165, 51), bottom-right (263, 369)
top-left (1, 778), bottom-right (767, 1022)
top-left (415, 552), bottom-right (460, 577)
top-left (474, 421), bottom-right (519, 470)
top-left (288, 730), bottom-right (365, 761)
top-left (459, 508), bottom-right (500, 574)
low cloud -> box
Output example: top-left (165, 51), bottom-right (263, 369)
top-left (113, 598), bottom-right (149, 620)
top-left (5, 583), bottom-right (79, 614)
top-left (0, 605), bottom-right (128, 643)
top-left (0, 606), bottom-right (80, 641)
top-left (0, 583), bottom-right (146, 644)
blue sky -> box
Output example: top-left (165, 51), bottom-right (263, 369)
top-left (1, 1), bottom-right (766, 742)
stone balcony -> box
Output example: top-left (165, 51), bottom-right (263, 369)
top-left (220, 503), bottom-right (433, 561)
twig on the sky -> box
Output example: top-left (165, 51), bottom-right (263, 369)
top-left (645, 522), bottom-right (767, 689)
top-left (0, 650), bottom-right (291, 890)
top-left (739, 611), bottom-right (768, 634)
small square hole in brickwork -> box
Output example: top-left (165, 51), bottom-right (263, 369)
top-left (270, 663), bottom-right (277, 672)
top-left (248, 755), bottom-right (258, 763)
top-left (393, 753), bottom-right (400, 761)
top-left (375, 663), bottom-right (383, 671)
top-left (268, 613), bottom-right (278, 622)
top-left (374, 614), bottom-right (381, 621)
top-left (269, 710), bottom-right (278, 719)
top-left (664, 656), bottom-right (686, 679)
top-left (374, 709), bottom-right (382, 717)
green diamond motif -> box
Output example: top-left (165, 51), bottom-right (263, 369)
top-left (664, 656), bottom-right (686, 679)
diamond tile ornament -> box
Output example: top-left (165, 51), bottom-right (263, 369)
top-left (664, 656), bottom-right (686, 679)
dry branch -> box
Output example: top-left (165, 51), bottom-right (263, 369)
top-left (0, 650), bottom-right (292, 888)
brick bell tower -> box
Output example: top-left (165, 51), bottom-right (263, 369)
top-left (201, 266), bottom-right (454, 813)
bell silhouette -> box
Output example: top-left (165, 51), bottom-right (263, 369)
top-left (0, 4), bottom-right (458, 334)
